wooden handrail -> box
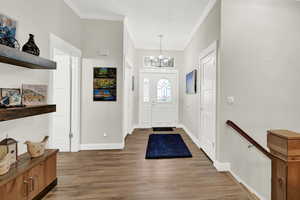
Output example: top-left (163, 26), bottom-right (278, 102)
top-left (226, 120), bottom-right (273, 159)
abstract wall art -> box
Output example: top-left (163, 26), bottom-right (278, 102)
top-left (93, 67), bottom-right (117, 101)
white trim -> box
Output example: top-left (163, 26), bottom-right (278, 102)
top-left (80, 14), bottom-right (125, 21)
top-left (199, 41), bottom-right (218, 60)
top-left (64, 0), bottom-right (125, 21)
top-left (124, 17), bottom-right (137, 49)
top-left (213, 161), bottom-right (231, 172)
top-left (178, 124), bottom-right (201, 149)
top-left (64, 0), bottom-right (82, 17)
top-left (229, 169), bottom-right (267, 200)
top-left (139, 68), bottom-right (178, 74)
top-left (184, 0), bottom-right (218, 49)
top-left (81, 143), bottom-right (124, 150)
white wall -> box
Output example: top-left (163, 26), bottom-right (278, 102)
top-left (220, 0), bottom-right (300, 199)
top-left (135, 49), bottom-right (184, 126)
top-left (81, 19), bottom-right (124, 146)
top-left (182, 0), bottom-right (221, 142)
top-left (0, 0), bottom-right (81, 154)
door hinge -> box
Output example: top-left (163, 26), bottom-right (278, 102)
top-left (69, 132), bottom-right (74, 139)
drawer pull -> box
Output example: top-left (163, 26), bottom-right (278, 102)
top-left (23, 180), bottom-right (29, 196)
top-left (29, 177), bottom-right (35, 192)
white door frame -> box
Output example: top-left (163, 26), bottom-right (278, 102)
top-left (198, 40), bottom-right (218, 161)
top-left (49, 34), bottom-right (82, 152)
top-left (123, 57), bottom-right (134, 139)
top-left (139, 68), bottom-right (179, 128)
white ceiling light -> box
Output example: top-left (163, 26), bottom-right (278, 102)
top-left (143, 35), bottom-right (175, 68)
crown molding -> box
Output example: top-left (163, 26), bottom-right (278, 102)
top-left (64, 0), bottom-right (82, 17)
top-left (64, 0), bottom-right (125, 21)
top-left (183, 0), bottom-right (218, 49)
top-left (124, 17), bottom-right (137, 48)
top-left (80, 14), bottom-right (125, 21)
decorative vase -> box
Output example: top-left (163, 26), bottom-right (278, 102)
top-left (22, 34), bottom-right (40, 56)
top-left (25, 136), bottom-right (49, 158)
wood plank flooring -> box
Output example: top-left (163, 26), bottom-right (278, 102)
top-left (44, 128), bottom-right (253, 200)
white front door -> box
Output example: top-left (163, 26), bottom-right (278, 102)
top-left (139, 70), bottom-right (179, 128)
top-left (199, 50), bottom-right (217, 161)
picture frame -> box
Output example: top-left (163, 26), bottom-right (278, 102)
top-left (0, 88), bottom-right (22, 106)
top-left (186, 70), bottom-right (197, 94)
top-left (22, 84), bottom-right (48, 105)
top-left (93, 67), bottom-right (117, 101)
top-left (0, 14), bottom-right (18, 48)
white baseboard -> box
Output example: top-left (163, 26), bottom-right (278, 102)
top-left (81, 143), bottom-right (124, 150)
top-left (178, 124), bottom-right (201, 148)
top-left (229, 169), bottom-right (266, 200)
top-left (213, 160), bottom-right (231, 172)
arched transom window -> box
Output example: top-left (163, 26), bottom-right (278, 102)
top-left (157, 79), bottom-right (172, 102)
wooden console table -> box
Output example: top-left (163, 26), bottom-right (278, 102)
top-left (0, 149), bottom-right (58, 200)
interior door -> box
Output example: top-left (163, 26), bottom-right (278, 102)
top-left (52, 49), bottom-right (71, 152)
top-left (199, 51), bottom-right (217, 161)
top-left (139, 70), bottom-right (178, 127)
top-left (123, 64), bottom-right (133, 137)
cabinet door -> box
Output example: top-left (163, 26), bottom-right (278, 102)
top-left (28, 164), bottom-right (44, 199)
top-left (44, 154), bottom-right (57, 186)
top-left (2, 174), bottom-right (28, 200)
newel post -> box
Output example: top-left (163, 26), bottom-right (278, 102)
top-left (268, 130), bottom-right (300, 200)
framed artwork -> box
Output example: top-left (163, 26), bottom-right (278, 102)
top-left (186, 70), bottom-right (197, 94)
top-left (22, 84), bottom-right (48, 105)
top-left (0, 88), bottom-right (22, 106)
top-left (93, 67), bottom-right (117, 101)
top-left (0, 14), bottom-right (17, 47)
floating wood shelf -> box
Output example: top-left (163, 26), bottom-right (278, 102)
top-left (0, 44), bottom-right (56, 69)
top-left (0, 105), bottom-right (56, 121)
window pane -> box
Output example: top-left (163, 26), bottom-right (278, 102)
top-left (143, 78), bottom-right (150, 102)
top-left (157, 79), bottom-right (172, 102)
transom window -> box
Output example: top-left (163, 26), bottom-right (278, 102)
top-left (157, 79), bottom-right (172, 102)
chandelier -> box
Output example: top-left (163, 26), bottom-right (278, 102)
top-left (143, 35), bottom-right (174, 68)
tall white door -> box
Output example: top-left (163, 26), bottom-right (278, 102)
top-left (52, 49), bottom-right (71, 152)
top-left (199, 51), bottom-right (217, 161)
top-left (139, 70), bottom-right (178, 127)
top-left (123, 64), bottom-right (133, 138)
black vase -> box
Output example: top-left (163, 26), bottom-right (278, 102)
top-left (22, 34), bottom-right (40, 56)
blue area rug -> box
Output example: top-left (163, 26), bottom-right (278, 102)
top-left (145, 134), bottom-right (193, 159)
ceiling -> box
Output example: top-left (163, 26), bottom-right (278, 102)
top-left (65, 0), bottom-right (211, 50)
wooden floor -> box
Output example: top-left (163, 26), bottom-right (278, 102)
top-left (44, 128), bottom-right (253, 200)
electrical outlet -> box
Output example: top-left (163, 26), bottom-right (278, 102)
top-left (104, 132), bottom-right (107, 137)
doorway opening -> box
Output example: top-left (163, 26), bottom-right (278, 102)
top-left (49, 34), bottom-right (82, 152)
